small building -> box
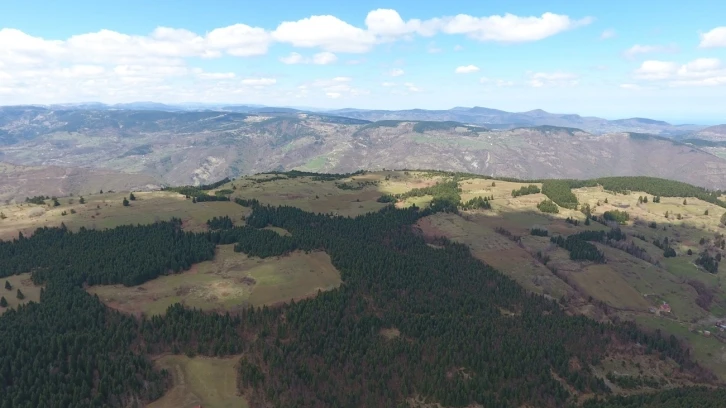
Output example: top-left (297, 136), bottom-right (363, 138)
top-left (659, 302), bottom-right (671, 313)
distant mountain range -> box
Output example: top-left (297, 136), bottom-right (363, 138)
top-left (1, 104), bottom-right (726, 201)
top-left (8, 102), bottom-right (715, 136)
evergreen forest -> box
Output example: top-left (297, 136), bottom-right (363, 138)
top-left (0, 173), bottom-right (725, 408)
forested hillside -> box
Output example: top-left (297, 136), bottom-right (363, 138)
top-left (1, 173), bottom-right (725, 407)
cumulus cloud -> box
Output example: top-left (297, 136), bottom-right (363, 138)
top-left (527, 72), bottom-right (579, 87)
top-left (270, 9), bottom-right (590, 52)
top-left (633, 58), bottom-right (726, 86)
top-left (699, 27), bottom-right (726, 48)
top-left (0, 9), bottom-right (592, 103)
top-left (622, 44), bottom-right (678, 59)
top-left (389, 68), bottom-right (405, 77)
top-left (455, 65), bottom-right (480, 74)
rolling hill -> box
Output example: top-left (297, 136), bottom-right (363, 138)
top-left (2, 170), bottom-right (726, 407)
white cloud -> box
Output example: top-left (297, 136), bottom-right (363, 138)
top-left (619, 83), bottom-right (641, 90)
top-left (381, 82), bottom-right (396, 87)
top-left (0, 9), bottom-right (593, 104)
top-left (326, 92), bottom-right (342, 99)
top-left (600, 29), bottom-right (616, 39)
top-left (389, 68), bottom-right (405, 77)
top-left (272, 15), bottom-right (377, 53)
top-left (634, 60), bottom-right (679, 80)
top-left (527, 72), bottom-right (579, 87)
top-left (270, 10), bottom-right (590, 53)
top-left (633, 58), bottom-right (726, 86)
top-left (699, 27), bottom-right (726, 48)
top-left (279, 51), bottom-right (338, 65)
top-left (622, 44), bottom-right (678, 59)
top-left (279, 52), bottom-right (306, 64)
top-left (455, 65), bottom-right (480, 74)
top-left (241, 78), bottom-right (277, 86)
top-left (434, 12), bottom-right (592, 42)
top-left (453, 45), bottom-right (464, 51)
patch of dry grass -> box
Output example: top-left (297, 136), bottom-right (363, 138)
top-left (0, 191), bottom-right (248, 240)
top-left (88, 245), bottom-right (342, 316)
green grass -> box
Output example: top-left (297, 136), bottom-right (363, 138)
top-left (0, 273), bottom-right (42, 315)
top-left (148, 355), bottom-right (248, 408)
top-left (636, 315), bottom-right (726, 380)
top-left (295, 156), bottom-right (328, 172)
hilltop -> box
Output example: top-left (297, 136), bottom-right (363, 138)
top-left (3, 170), bottom-right (726, 407)
top-left (2, 107), bottom-right (726, 202)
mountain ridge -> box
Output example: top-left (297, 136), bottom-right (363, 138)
top-left (2, 102), bottom-right (709, 136)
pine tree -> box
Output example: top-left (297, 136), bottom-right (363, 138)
top-left (129, 193), bottom-right (136, 201)
top-left (79, 196), bottom-right (85, 204)
top-left (16, 289), bottom-right (24, 300)
top-left (122, 198), bottom-right (130, 207)
top-left (4, 280), bottom-right (11, 290)
top-left (683, 199), bottom-right (688, 205)
top-left (52, 198), bottom-right (60, 207)
top-left (0, 212), bottom-right (6, 219)
top-left (604, 198), bottom-right (609, 204)
top-left (705, 209), bottom-right (709, 216)
top-left (643, 196), bottom-right (648, 203)
top-left (0, 296), bottom-right (7, 307)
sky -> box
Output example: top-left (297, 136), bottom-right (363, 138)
top-left (1, 0), bottom-right (725, 123)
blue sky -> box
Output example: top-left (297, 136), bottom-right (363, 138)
top-left (1, 0), bottom-right (725, 123)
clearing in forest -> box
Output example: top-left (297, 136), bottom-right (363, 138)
top-left (87, 245), bottom-right (341, 316)
top-left (148, 355), bottom-right (248, 408)
top-left (0, 191), bottom-right (247, 240)
top-left (0, 273), bottom-right (42, 315)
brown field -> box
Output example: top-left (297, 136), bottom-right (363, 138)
top-left (0, 273), bottom-right (42, 315)
top-left (148, 355), bottom-right (248, 408)
top-left (88, 245), bottom-right (341, 316)
top-left (0, 191), bottom-right (248, 240)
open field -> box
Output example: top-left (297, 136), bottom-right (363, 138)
top-left (416, 212), bottom-right (572, 299)
top-left (148, 355), bottom-right (248, 408)
top-left (0, 191), bottom-right (248, 240)
top-left (88, 245), bottom-right (341, 316)
top-left (228, 171), bottom-right (449, 216)
top-left (0, 273), bottom-right (42, 315)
